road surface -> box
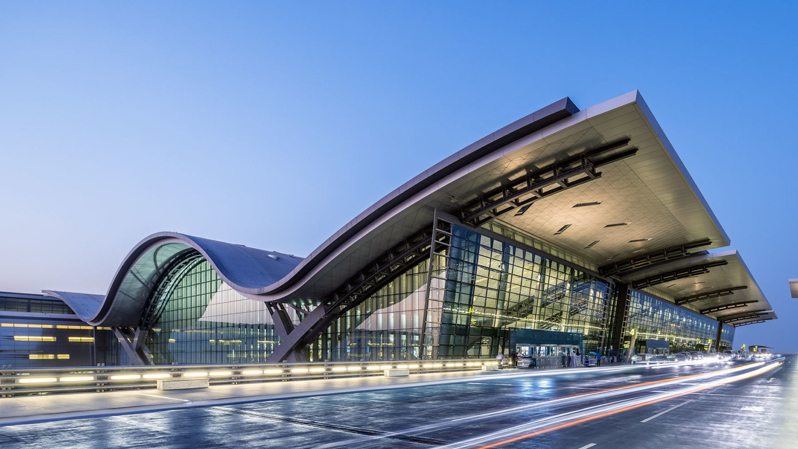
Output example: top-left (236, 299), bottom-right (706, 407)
top-left (0, 357), bottom-right (794, 448)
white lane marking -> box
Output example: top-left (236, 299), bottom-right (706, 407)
top-left (640, 400), bottom-right (694, 423)
top-left (135, 393), bottom-right (191, 403)
top-left (577, 444), bottom-right (596, 449)
top-left (321, 363), bottom-right (770, 449)
top-left (442, 363), bottom-right (781, 448)
top-left (697, 393), bottom-right (780, 399)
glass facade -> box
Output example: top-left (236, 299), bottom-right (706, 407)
top-left (3, 228), bottom-right (736, 368)
top-left (720, 325), bottom-right (736, 351)
top-left (307, 224), bottom-right (612, 361)
top-left (309, 259), bottom-right (433, 361)
top-left (436, 225), bottom-right (611, 358)
top-left (144, 260), bottom-right (288, 365)
top-left (626, 290), bottom-right (725, 353)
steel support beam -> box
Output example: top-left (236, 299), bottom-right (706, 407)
top-left (631, 260), bottom-right (727, 290)
top-left (719, 309), bottom-right (768, 323)
top-left (723, 311), bottom-right (770, 324)
top-left (599, 239), bottom-right (712, 278)
top-left (456, 139), bottom-right (636, 227)
top-left (139, 250), bottom-right (203, 329)
top-left (419, 212), bottom-right (452, 359)
top-left (609, 282), bottom-right (630, 357)
top-left (266, 302), bottom-right (304, 361)
top-left (326, 225), bottom-right (444, 315)
top-left (734, 319), bottom-right (767, 327)
top-left (266, 220), bottom-right (448, 362)
top-left (265, 306), bottom-right (331, 363)
top-left (112, 327), bottom-right (153, 366)
top-left (700, 301), bottom-right (756, 315)
top-left (675, 286), bottom-right (748, 306)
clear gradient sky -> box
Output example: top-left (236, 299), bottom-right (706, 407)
top-left (1, 2), bottom-right (796, 351)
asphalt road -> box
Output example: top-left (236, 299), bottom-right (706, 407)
top-left (0, 357), bottom-right (793, 449)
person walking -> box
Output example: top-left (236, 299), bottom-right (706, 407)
top-left (570, 351), bottom-right (577, 368)
top-left (596, 352), bottom-right (602, 367)
top-left (496, 353), bottom-right (504, 369)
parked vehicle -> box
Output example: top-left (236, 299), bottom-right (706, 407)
top-left (517, 356), bottom-right (536, 368)
top-left (688, 352), bottom-right (703, 361)
top-left (648, 355), bottom-right (669, 365)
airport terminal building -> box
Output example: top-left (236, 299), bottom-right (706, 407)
top-left (2, 91), bottom-right (776, 367)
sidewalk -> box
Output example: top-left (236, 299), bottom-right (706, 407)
top-left (0, 364), bottom-right (640, 426)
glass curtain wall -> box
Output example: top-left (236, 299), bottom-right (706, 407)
top-left (437, 225), bottom-right (610, 358)
top-left (311, 224), bottom-right (612, 361)
top-left (309, 261), bottom-right (433, 362)
top-left (145, 260), bottom-right (288, 364)
top-left (720, 325), bottom-right (736, 350)
top-left (132, 224), bottom-right (612, 364)
top-left (626, 290), bottom-right (719, 353)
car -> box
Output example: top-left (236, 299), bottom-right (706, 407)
top-left (648, 355), bottom-right (669, 365)
top-left (673, 353), bottom-right (689, 362)
top-left (689, 352), bottom-right (704, 360)
top-left (517, 356), bottom-right (536, 368)
top-left (635, 353), bottom-right (655, 363)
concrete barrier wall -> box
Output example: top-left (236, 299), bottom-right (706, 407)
top-left (0, 359), bottom-right (499, 397)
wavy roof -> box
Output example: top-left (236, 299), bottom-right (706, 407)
top-left (45, 91), bottom-right (769, 327)
top-left (47, 233), bottom-right (302, 326)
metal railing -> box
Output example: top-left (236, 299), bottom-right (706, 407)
top-left (0, 359), bottom-right (499, 397)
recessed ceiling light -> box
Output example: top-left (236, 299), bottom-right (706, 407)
top-left (628, 238), bottom-right (652, 243)
top-left (605, 222), bottom-right (630, 228)
top-left (514, 204), bottom-right (532, 216)
top-left (554, 224), bottom-right (572, 235)
top-left (573, 201), bottom-right (602, 208)
top-left (584, 240), bottom-right (600, 249)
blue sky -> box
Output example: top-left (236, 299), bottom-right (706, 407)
top-left (1, 2), bottom-right (796, 351)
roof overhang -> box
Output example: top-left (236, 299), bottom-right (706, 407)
top-left (619, 250), bottom-right (774, 323)
top-left (722, 310), bottom-right (778, 326)
top-left (790, 278), bottom-right (798, 298)
top-left (248, 90), bottom-right (732, 302)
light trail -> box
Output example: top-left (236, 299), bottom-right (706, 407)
top-left (318, 361), bottom-right (765, 449)
top-left (451, 361), bottom-right (782, 449)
